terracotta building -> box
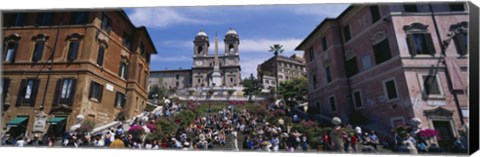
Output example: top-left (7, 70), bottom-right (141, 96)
top-left (295, 2), bottom-right (468, 148)
top-left (1, 10), bottom-right (157, 139)
top-left (257, 54), bottom-right (306, 90)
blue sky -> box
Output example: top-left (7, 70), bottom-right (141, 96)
top-left (124, 4), bottom-right (349, 78)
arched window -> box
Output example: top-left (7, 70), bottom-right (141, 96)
top-left (229, 44), bottom-right (234, 53)
top-left (3, 34), bottom-right (21, 63)
top-left (403, 22), bottom-right (435, 56)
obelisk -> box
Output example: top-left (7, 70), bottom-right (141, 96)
top-left (211, 33), bottom-right (222, 87)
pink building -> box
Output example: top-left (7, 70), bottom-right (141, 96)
top-left (295, 2), bottom-right (469, 148)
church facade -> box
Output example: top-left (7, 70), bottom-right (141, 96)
top-left (150, 28), bottom-right (242, 91)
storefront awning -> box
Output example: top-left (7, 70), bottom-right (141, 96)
top-left (6, 117), bottom-right (28, 127)
top-left (47, 117), bottom-right (66, 124)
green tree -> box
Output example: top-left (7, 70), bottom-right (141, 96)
top-left (242, 73), bottom-right (262, 102)
top-left (278, 76), bottom-right (308, 102)
top-left (148, 84), bottom-right (166, 100)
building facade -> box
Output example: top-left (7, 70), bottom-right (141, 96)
top-left (150, 28), bottom-right (242, 90)
top-left (1, 10), bottom-right (157, 139)
top-left (149, 69), bottom-right (192, 90)
top-left (295, 2), bottom-right (468, 148)
top-left (257, 54), bottom-right (306, 90)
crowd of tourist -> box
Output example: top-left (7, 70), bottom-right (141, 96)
top-left (0, 101), bottom-right (469, 155)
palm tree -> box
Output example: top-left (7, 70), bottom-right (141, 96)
top-left (269, 44), bottom-right (284, 56)
top-left (269, 44), bottom-right (284, 99)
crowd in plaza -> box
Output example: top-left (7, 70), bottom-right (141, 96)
top-left (0, 101), bottom-right (469, 155)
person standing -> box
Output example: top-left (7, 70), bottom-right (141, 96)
top-left (270, 135), bottom-right (280, 152)
top-left (350, 133), bottom-right (358, 153)
top-left (231, 129), bottom-right (239, 151)
top-left (369, 130), bottom-right (379, 150)
top-left (109, 135), bottom-right (125, 149)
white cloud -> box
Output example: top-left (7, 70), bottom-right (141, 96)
top-left (240, 38), bottom-right (303, 53)
top-left (151, 55), bottom-right (191, 62)
top-left (128, 8), bottom-right (213, 27)
top-left (240, 57), bottom-right (265, 79)
top-left (290, 4), bottom-right (350, 18)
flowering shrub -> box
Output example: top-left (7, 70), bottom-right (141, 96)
top-left (146, 123), bottom-right (156, 132)
top-left (76, 120), bottom-right (95, 134)
top-left (128, 124), bottom-right (145, 138)
top-left (417, 129), bottom-right (439, 139)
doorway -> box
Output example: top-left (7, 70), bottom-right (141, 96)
top-left (432, 120), bottom-right (454, 150)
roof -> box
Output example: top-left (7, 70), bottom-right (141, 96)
top-left (294, 5), bottom-right (353, 50)
top-left (119, 10), bottom-right (158, 54)
top-left (150, 69), bottom-right (192, 73)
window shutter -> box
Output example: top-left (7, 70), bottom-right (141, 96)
top-left (3, 79), bottom-right (10, 103)
top-left (11, 43), bottom-right (19, 63)
top-left (406, 34), bottom-right (417, 56)
top-left (30, 79), bottom-right (40, 106)
top-left (52, 79), bottom-right (62, 106)
top-left (33, 42), bottom-right (44, 62)
top-left (122, 94), bottom-right (126, 108)
top-left (118, 62), bottom-right (123, 77)
top-left (425, 33), bottom-right (436, 55)
top-left (125, 65), bottom-right (129, 80)
top-left (454, 34), bottom-right (467, 55)
top-left (16, 79), bottom-right (27, 105)
top-left (68, 79), bottom-right (77, 106)
top-left (68, 42), bottom-right (79, 61)
top-left (114, 92), bottom-right (119, 107)
top-left (97, 47), bottom-right (104, 66)
top-left (98, 85), bottom-right (103, 103)
top-left (89, 82), bottom-right (94, 99)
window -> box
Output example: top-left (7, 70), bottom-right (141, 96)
top-left (322, 37), bottom-right (328, 51)
top-left (370, 5), bottom-right (381, 23)
top-left (96, 46), bottom-right (105, 66)
top-left (197, 79), bottom-right (201, 83)
top-left (11, 13), bottom-right (26, 26)
top-left (175, 81), bottom-right (179, 87)
top-left (308, 47), bottom-right (314, 62)
top-left (406, 33), bottom-right (435, 55)
top-left (449, 3), bottom-right (465, 11)
top-left (140, 43), bottom-right (146, 57)
top-left (88, 81), bottom-right (103, 102)
top-left (32, 42), bottom-right (45, 62)
top-left (53, 79), bottom-right (76, 106)
top-left (353, 90), bottom-right (363, 108)
top-left (325, 66), bottom-right (332, 83)
top-left (422, 75), bottom-right (442, 96)
top-left (67, 41), bottom-right (80, 62)
top-left (100, 13), bottom-right (112, 33)
top-left (403, 4), bottom-right (418, 12)
top-left (2, 78), bottom-right (10, 103)
top-left (114, 92), bottom-right (126, 108)
top-left (144, 72), bottom-right (148, 89)
top-left (119, 62), bottom-right (128, 79)
top-left (373, 38), bottom-right (392, 64)
top-left (3, 42), bottom-right (18, 62)
top-left (329, 96), bottom-right (336, 112)
top-left (383, 79), bottom-right (398, 100)
top-left (453, 31), bottom-right (468, 56)
top-left (345, 57), bottom-right (359, 77)
top-left (230, 78), bottom-right (234, 82)
top-left (229, 44), bottom-right (234, 53)
top-left (138, 65), bottom-right (143, 83)
top-left (36, 13), bottom-right (53, 26)
top-left (16, 79), bottom-right (40, 106)
top-left (312, 74), bottom-right (318, 89)
top-left (135, 97), bottom-right (139, 111)
top-left (70, 12), bottom-right (88, 25)
top-left (198, 46), bottom-right (203, 54)
top-left (343, 25), bottom-right (351, 42)
top-left (122, 32), bottom-right (132, 50)
top-left (176, 74), bottom-right (180, 80)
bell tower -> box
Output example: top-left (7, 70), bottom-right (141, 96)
top-left (224, 28), bottom-right (239, 56)
top-left (194, 30), bottom-right (209, 57)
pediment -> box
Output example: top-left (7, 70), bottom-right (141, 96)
top-left (423, 106), bottom-right (454, 117)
